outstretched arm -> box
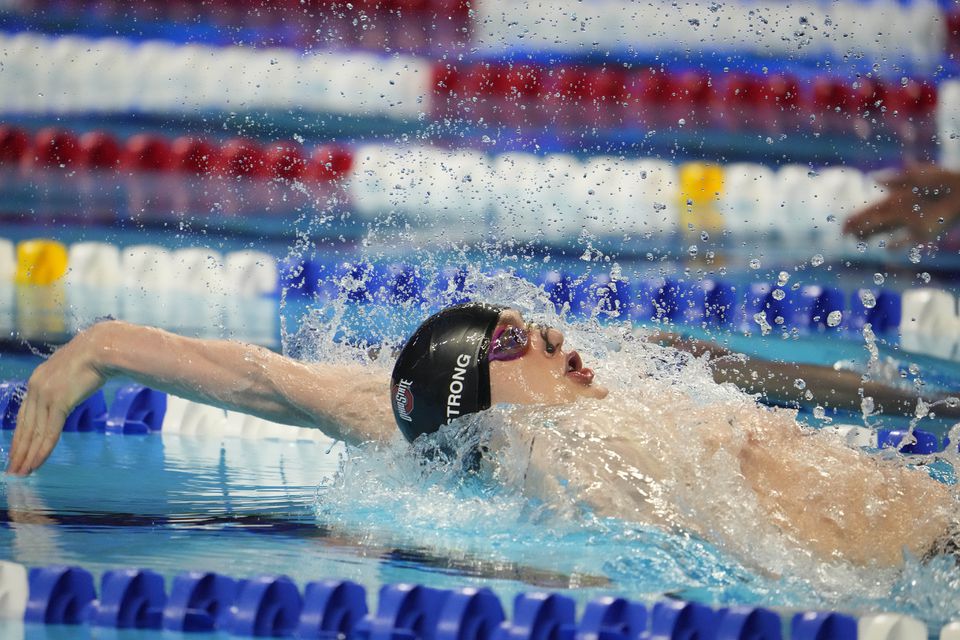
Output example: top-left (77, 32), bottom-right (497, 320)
top-left (7, 320), bottom-right (394, 476)
top-left (650, 332), bottom-right (958, 417)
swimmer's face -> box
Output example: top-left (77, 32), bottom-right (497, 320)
top-left (488, 309), bottom-right (609, 406)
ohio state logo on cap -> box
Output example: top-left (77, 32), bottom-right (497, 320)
top-left (393, 378), bottom-right (414, 423)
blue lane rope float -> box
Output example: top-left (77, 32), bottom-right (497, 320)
top-left (62, 389), bottom-right (107, 432)
top-left (297, 580), bottom-right (369, 640)
top-left (790, 611), bottom-right (858, 640)
top-left (163, 571), bottom-right (238, 633)
top-left (714, 606), bottom-right (782, 640)
top-left (7, 560), bottom-right (948, 638)
top-left (24, 565), bottom-right (96, 625)
top-left (278, 257), bottom-right (908, 337)
top-left (105, 384), bottom-right (167, 434)
top-left (89, 568), bottom-right (166, 629)
top-left (575, 597), bottom-right (646, 640)
top-left (0, 381), bottom-right (25, 430)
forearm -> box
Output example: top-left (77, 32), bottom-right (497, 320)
top-left (91, 321), bottom-right (392, 445)
top-left (711, 356), bottom-right (954, 417)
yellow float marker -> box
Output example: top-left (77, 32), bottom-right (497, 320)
top-left (678, 162), bottom-right (725, 236)
top-left (15, 239), bottom-right (69, 285)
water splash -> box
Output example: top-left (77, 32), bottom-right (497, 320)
top-left (299, 270), bottom-right (960, 625)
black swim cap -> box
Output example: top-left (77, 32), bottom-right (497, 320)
top-left (390, 303), bottom-right (504, 443)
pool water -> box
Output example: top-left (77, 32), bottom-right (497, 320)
top-left (0, 289), bottom-right (959, 638)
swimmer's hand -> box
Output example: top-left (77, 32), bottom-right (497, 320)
top-left (7, 323), bottom-right (109, 476)
top-left (842, 163), bottom-right (960, 245)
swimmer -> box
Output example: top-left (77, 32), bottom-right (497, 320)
top-left (6, 304), bottom-right (958, 569)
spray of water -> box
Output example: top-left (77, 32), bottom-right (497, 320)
top-left (297, 268), bottom-right (960, 625)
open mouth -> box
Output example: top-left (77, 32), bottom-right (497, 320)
top-left (564, 350), bottom-right (595, 385)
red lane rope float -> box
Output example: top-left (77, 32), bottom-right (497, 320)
top-left (0, 125), bottom-right (355, 183)
top-left (430, 61), bottom-right (938, 132)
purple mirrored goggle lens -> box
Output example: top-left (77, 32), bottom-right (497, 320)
top-left (488, 325), bottom-right (529, 362)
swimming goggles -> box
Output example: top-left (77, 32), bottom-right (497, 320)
top-left (488, 323), bottom-right (557, 362)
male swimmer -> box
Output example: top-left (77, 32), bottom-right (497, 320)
top-left (6, 303), bottom-right (958, 568)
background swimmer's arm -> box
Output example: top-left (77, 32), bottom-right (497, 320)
top-left (7, 321), bottom-right (392, 475)
top-left (649, 332), bottom-right (958, 417)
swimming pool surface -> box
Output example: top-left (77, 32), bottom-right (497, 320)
top-left (0, 296), bottom-right (959, 639)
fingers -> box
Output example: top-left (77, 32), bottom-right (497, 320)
top-left (7, 382), bottom-right (40, 475)
top-left (18, 405), bottom-right (65, 476)
top-left (6, 374), bottom-right (67, 476)
top-left (842, 198), bottom-right (913, 237)
top-left (875, 163), bottom-right (948, 191)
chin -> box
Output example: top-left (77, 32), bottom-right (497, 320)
top-left (588, 384), bottom-right (610, 400)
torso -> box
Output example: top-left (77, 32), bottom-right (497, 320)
top-left (489, 379), bottom-right (956, 568)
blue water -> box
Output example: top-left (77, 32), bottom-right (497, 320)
top-left (0, 285), bottom-right (959, 639)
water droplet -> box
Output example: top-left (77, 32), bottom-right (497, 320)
top-left (794, 378), bottom-right (806, 390)
top-left (856, 242), bottom-right (867, 253)
top-left (700, 231), bottom-right (709, 242)
top-left (678, 118), bottom-right (686, 126)
top-left (772, 288), bottom-right (785, 301)
top-left (826, 310), bottom-right (843, 327)
top-left (776, 271), bottom-right (790, 287)
top-left (908, 246), bottom-right (922, 263)
top-left (811, 254), bottom-right (824, 267)
top-left (749, 258), bottom-right (761, 270)
top-left (859, 290), bottom-right (876, 309)
top-left (753, 312), bottom-right (772, 336)
top-left (908, 363), bottom-right (920, 375)
top-left (861, 396), bottom-right (875, 416)
top-left (688, 245), bottom-right (698, 257)
top-left (813, 405), bottom-right (826, 419)
top-left (919, 271), bottom-right (931, 284)
top-left (873, 273), bottom-right (885, 285)
top-left (946, 397), bottom-right (959, 408)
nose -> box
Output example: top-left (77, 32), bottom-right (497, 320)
top-left (542, 326), bottom-right (564, 355)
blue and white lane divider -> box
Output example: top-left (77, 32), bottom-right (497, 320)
top-left (0, 381), bottom-right (955, 455)
top-left (14, 236), bottom-right (960, 341)
top-left (0, 560), bottom-right (952, 639)
top-left (0, 382), bottom-right (330, 444)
